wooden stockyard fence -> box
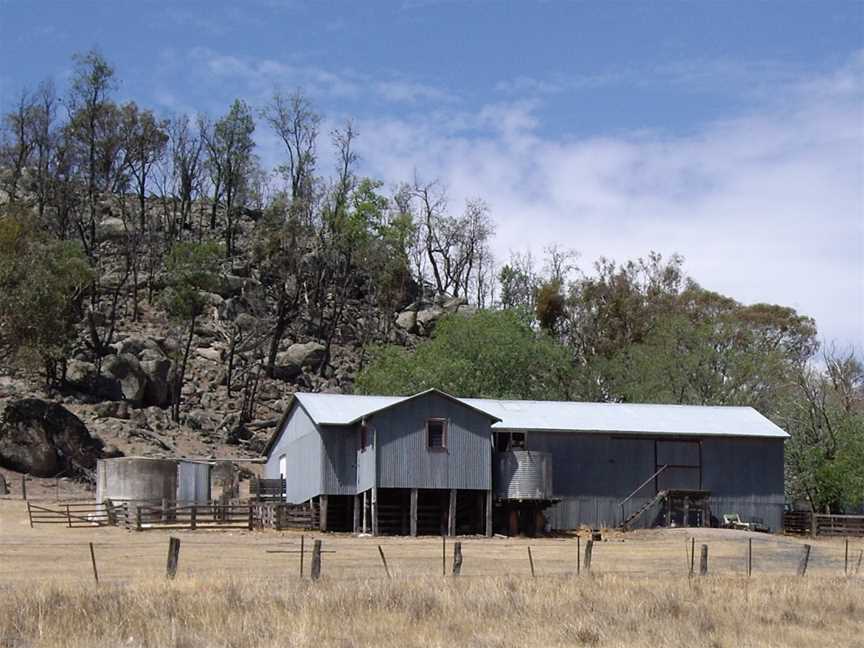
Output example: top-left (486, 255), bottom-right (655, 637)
top-left (26, 499), bottom-right (318, 532)
top-left (783, 511), bottom-right (864, 537)
top-left (23, 498), bottom-right (864, 539)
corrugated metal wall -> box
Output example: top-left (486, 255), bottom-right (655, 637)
top-left (370, 392), bottom-right (492, 490)
top-left (523, 431), bottom-right (785, 531)
top-left (320, 425), bottom-right (358, 495)
top-left (527, 432), bottom-right (656, 498)
top-left (264, 404), bottom-right (323, 503)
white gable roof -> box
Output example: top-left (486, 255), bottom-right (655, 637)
top-left (292, 391), bottom-right (788, 438)
top-left (295, 392), bottom-right (403, 425)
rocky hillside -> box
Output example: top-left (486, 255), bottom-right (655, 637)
top-left (0, 194), bottom-right (477, 478)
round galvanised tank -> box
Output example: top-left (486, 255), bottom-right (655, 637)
top-left (493, 450), bottom-right (554, 500)
top-left (176, 460), bottom-right (212, 503)
top-left (95, 457), bottom-right (178, 504)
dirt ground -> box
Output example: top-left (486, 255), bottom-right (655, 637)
top-left (1, 492), bottom-right (860, 585)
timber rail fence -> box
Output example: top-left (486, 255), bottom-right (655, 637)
top-left (25, 499), bottom-right (318, 532)
top-left (784, 511), bottom-right (864, 537)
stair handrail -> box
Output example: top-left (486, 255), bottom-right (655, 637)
top-left (619, 464), bottom-right (669, 524)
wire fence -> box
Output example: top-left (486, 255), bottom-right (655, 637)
top-left (1, 532), bottom-right (862, 584)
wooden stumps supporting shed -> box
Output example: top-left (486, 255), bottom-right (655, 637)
top-left (353, 494), bottom-right (361, 534)
top-left (485, 489), bottom-right (493, 538)
top-left (371, 487), bottom-right (379, 537)
top-left (319, 495), bottom-right (328, 532)
top-left (448, 489), bottom-right (457, 537)
top-left (410, 488), bottom-right (418, 537)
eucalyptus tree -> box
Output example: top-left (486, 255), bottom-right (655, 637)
top-left (64, 50), bottom-right (118, 255)
top-left (120, 102), bottom-right (168, 233)
top-left (204, 99), bottom-right (255, 257)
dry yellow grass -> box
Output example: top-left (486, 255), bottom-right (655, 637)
top-left (1, 574), bottom-right (863, 647)
top-left (2, 498), bottom-right (863, 647)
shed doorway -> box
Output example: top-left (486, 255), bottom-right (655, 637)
top-left (655, 440), bottom-right (701, 491)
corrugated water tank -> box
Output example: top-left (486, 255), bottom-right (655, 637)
top-left (95, 457), bottom-right (178, 503)
top-left (95, 457), bottom-right (212, 504)
top-left (493, 450), bottom-right (554, 500)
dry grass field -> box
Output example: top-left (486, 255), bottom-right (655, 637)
top-left (2, 495), bottom-right (863, 647)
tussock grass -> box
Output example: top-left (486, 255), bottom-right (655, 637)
top-left (0, 575), bottom-right (861, 648)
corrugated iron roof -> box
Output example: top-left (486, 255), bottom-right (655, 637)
top-left (292, 391), bottom-right (788, 438)
top-left (295, 392), bottom-right (403, 425)
top-left (463, 398), bottom-right (788, 438)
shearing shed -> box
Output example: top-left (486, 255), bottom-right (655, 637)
top-left (264, 389), bottom-right (786, 535)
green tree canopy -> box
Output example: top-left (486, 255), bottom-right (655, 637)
top-left (356, 309), bottom-right (575, 399)
top-left (0, 211), bottom-right (93, 385)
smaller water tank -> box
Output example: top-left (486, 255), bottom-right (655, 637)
top-left (96, 457), bottom-right (178, 504)
top-left (494, 450), bottom-right (554, 500)
top-left (96, 457), bottom-right (212, 504)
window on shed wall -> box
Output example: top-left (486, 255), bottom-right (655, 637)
top-left (494, 431), bottom-right (528, 451)
top-left (427, 419), bottom-right (448, 450)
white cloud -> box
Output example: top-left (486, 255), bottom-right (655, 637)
top-left (353, 54), bottom-right (864, 351)
top-left (150, 45), bottom-right (862, 350)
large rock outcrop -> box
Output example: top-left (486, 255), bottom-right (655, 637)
top-left (273, 341), bottom-right (326, 380)
top-left (66, 336), bottom-right (176, 408)
top-left (0, 399), bottom-right (115, 477)
top-left (395, 294), bottom-right (475, 335)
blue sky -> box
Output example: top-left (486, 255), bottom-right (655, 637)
top-left (1, 1), bottom-right (863, 351)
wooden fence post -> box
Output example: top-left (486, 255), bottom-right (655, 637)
top-left (855, 549), bottom-right (863, 576)
top-left (797, 544), bottom-right (811, 576)
top-left (65, 504), bottom-right (72, 528)
top-left (166, 537), bottom-right (181, 579)
top-left (300, 535), bottom-right (305, 577)
top-left (248, 504), bottom-right (254, 531)
top-left (747, 538), bottom-right (752, 577)
top-left (583, 539), bottom-right (593, 572)
top-left (527, 546), bottom-right (535, 578)
top-left (89, 543), bottom-right (99, 584)
top-left (21, 475), bottom-right (26, 501)
top-left (26, 501), bottom-right (33, 528)
top-left (190, 505), bottom-right (197, 530)
top-left (810, 512), bottom-right (817, 537)
top-left (576, 535), bottom-right (581, 576)
top-left (699, 544), bottom-right (708, 576)
top-left (378, 545), bottom-right (391, 579)
top-left (442, 534), bottom-right (446, 576)
top-left (310, 539), bottom-right (322, 580)
top-left (105, 499), bottom-right (116, 526)
top-left (845, 538), bottom-right (849, 576)
top-left (135, 505), bottom-right (142, 531)
top-left (689, 537), bottom-right (695, 577)
top-left (452, 542), bottom-right (463, 576)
